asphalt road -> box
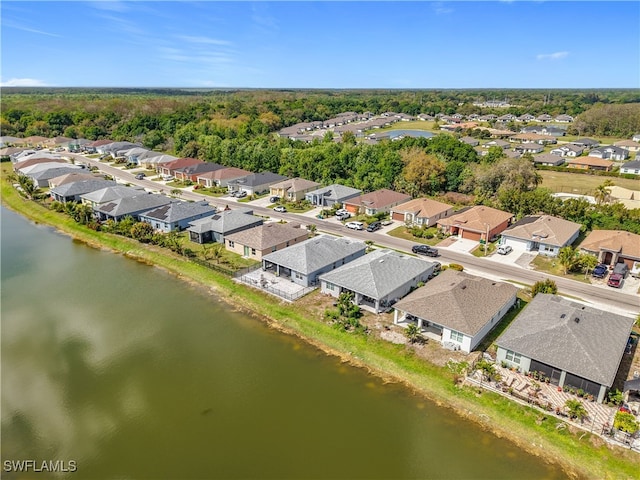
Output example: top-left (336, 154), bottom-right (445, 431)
top-left (71, 153), bottom-right (640, 316)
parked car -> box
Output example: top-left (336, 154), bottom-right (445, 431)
top-left (274, 205), bottom-right (287, 213)
top-left (496, 245), bottom-right (513, 255)
top-left (162, 175), bottom-right (174, 181)
top-left (412, 245), bottom-right (439, 257)
top-left (366, 221), bottom-right (382, 232)
top-left (233, 190), bottom-right (247, 198)
top-left (592, 264), bottom-right (608, 278)
top-left (336, 211), bottom-right (351, 221)
top-left (135, 173), bottom-right (146, 180)
top-left (613, 262), bottom-right (629, 278)
top-left (346, 221), bottom-right (364, 230)
top-left (607, 273), bottom-right (624, 288)
top-left (429, 261), bottom-right (442, 278)
top-left (269, 196), bottom-right (280, 203)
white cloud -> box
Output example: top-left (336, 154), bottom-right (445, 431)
top-left (3, 20), bottom-right (61, 37)
top-left (536, 51), bottom-right (569, 61)
top-left (176, 35), bottom-right (232, 46)
top-left (0, 78), bottom-right (50, 87)
top-left (432, 2), bottom-right (453, 15)
top-left (88, 1), bottom-right (130, 13)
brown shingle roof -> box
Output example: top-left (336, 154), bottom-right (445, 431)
top-left (224, 222), bottom-right (308, 250)
top-left (394, 270), bottom-right (518, 336)
top-left (391, 197), bottom-right (453, 219)
top-left (501, 215), bottom-right (581, 248)
top-left (566, 156), bottom-right (614, 168)
top-left (196, 167), bottom-right (252, 181)
top-left (437, 206), bottom-right (513, 232)
top-left (579, 230), bottom-right (640, 260)
top-left (344, 189), bottom-right (411, 210)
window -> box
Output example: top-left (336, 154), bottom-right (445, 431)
top-left (228, 241), bottom-right (234, 248)
top-left (295, 272), bottom-right (303, 280)
top-left (449, 330), bottom-right (463, 343)
top-left (286, 241), bottom-right (290, 247)
top-left (251, 248), bottom-right (256, 255)
top-left (272, 246), bottom-right (277, 252)
top-left (326, 282), bottom-right (335, 291)
top-left (505, 350), bottom-right (521, 365)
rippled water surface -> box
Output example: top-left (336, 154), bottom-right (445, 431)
top-left (1, 207), bottom-right (566, 479)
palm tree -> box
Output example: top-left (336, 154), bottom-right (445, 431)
top-left (564, 399), bottom-right (588, 422)
top-left (594, 180), bottom-right (614, 205)
top-left (170, 188), bottom-right (182, 199)
top-left (405, 323), bottom-right (424, 344)
top-left (579, 253), bottom-right (599, 278)
top-left (557, 246), bottom-right (577, 275)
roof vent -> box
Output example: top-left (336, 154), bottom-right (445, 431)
top-left (573, 317), bottom-right (580, 323)
top-left (560, 314), bottom-right (566, 319)
top-left (461, 285), bottom-right (467, 290)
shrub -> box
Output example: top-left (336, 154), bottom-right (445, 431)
top-left (614, 411), bottom-right (639, 434)
top-left (448, 263), bottom-right (464, 271)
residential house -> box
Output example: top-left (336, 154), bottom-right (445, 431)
top-left (620, 160), bottom-right (640, 176)
top-left (26, 166), bottom-right (87, 187)
top-left (514, 143), bottom-right (544, 154)
top-left (13, 156), bottom-right (67, 172)
top-left (320, 249), bottom-right (436, 314)
top-left (196, 167), bottom-right (252, 188)
top-left (84, 139), bottom-right (114, 154)
top-left (566, 156), bottom-right (614, 171)
top-left (269, 177), bottom-right (321, 202)
top-left (50, 179), bottom-right (117, 203)
top-left (549, 144), bottom-right (584, 157)
top-left (633, 134), bottom-right (640, 143)
top-left (536, 114), bottom-right (553, 122)
top-left (139, 200), bottom-right (216, 233)
top-left (517, 114), bottom-right (536, 122)
top-left (224, 222), bottom-right (309, 260)
top-left (459, 136), bottom-right (479, 147)
top-left (0, 136), bottom-right (21, 148)
top-left (118, 147), bottom-right (151, 165)
top-left (579, 230), bottom-right (640, 268)
top-left (589, 146), bottom-right (629, 161)
top-left (227, 171), bottom-right (288, 196)
top-left (43, 136), bottom-right (74, 149)
top-left (509, 133), bottom-right (557, 145)
top-left (48, 172), bottom-right (102, 188)
top-left (138, 153), bottom-right (178, 169)
top-left (614, 140), bottom-right (640, 153)
top-left (305, 184), bottom-right (362, 207)
top-left (571, 138), bottom-right (599, 150)
top-left (390, 197), bottom-right (454, 227)
top-left (21, 136), bottom-right (48, 147)
top-left (499, 215), bottom-right (581, 257)
top-left (187, 208), bottom-right (264, 244)
top-left (261, 235), bottom-right (366, 287)
top-left (100, 141), bottom-right (142, 158)
top-left (482, 139), bottom-right (510, 149)
top-left (158, 157), bottom-right (203, 177)
top-left (437, 206), bottom-right (513, 242)
top-left (80, 185), bottom-right (146, 208)
top-left (343, 189), bottom-right (412, 216)
top-left (533, 154), bottom-right (566, 167)
top-left (173, 162), bottom-right (224, 182)
top-left (393, 270), bottom-right (517, 353)
top-left (555, 114), bottom-right (574, 123)
top-left (94, 193), bottom-right (172, 222)
top-left (496, 294), bottom-right (635, 403)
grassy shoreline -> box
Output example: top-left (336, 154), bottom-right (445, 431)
top-left (2, 177), bottom-right (638, 479)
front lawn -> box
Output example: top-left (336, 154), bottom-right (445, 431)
top-left (530, 255), bottom-right (591, 284)
top-left (387, 226), bottom-right (441, 246)
top-left (471, 241), bottom-right (497, 257)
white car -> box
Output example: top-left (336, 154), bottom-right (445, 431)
top-left (496, 245), bottom-right (513, 255)
top-left (346, 221), bottom-right (364, 230)
top-left (273, 205), bottom-right (287, 213)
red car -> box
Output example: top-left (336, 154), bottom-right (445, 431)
top-left (607, 273), bottom-right (623, 288)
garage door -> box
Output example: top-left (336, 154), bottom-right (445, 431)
top-left (462, 230), bottom-right (482, 241)
top-left (392, 211), bottom-right (405, 222)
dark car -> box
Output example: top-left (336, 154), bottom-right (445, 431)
top-left (412, 245), bottom-right (439, 257)
top-left (607, 273), bottom-right (623, 288)
top-left (366, 221), bottom-right (382, 232)
top-left (613, 262), bottom-right (629, 278)
top-left (269, 196), bottom-right (280, 203)
top-left (592, 264), bottom-right (608, 278)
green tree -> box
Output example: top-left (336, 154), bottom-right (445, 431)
top-left (400, 147), bottom-right (445, 196)
top-left (17, 174), bottom-right (41, 200)
top-left (170, 188), bottom-right (182, 198)
top-left (558, 246), bottom-right (579, 274)
top-left (130, 221), bottom-right (155, 242)
top-left (404, 323), bottom-right (424, 344)
top-left (564, 399), bottom-right (588, 422)
top-left (578, 253), bottom-right (599, 278)
top-left (531, 278), bottom-right (557, 297)
top-left (594, 181), bottom-right (614, 205)
top-left (475, 359), bottom-right (498, 383)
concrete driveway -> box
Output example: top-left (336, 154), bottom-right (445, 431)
top-left (439, 237), bottom-right (479, 254)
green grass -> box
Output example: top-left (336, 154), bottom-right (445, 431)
top-left (386, 226), bottom-right (441, 246)
top-left (538, 170), bottom-right (640, 194)
top-left (2, 165), bottom-right (640, 480)
top-left (530, 255), bottom-right (591, 284)
top-left (471, 241), bottom-right (497, 257)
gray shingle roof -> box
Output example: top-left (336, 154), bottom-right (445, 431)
top-left (187, 209), bottom-right (263, 234)
top-left (394, 270), bottom-right (518, 336)
top-left (95, 194), bottom-right (172, 217)
top-left (228, 171), bottom-right (288, 188)
top-left (81, 185), bottom-right (146, 204)
top-left (139, 200), bottom-right (216, 223)
top-left (497, 294), bottom-right (635, 387)
top-left (50, 179), bottom-right (117, 198)
top-left (262, 235), bottom-right (366, 274)
top-left (224, 222), bottom-right (308, 250)
top-left (319, 249), bottom-right (434, 299)
top-left (29, 166), bottom-right (86, 181)
top-left (306, 184), bottom-right (361, 201)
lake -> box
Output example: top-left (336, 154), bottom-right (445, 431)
top-left (1, 207), bottom-right (566, 479)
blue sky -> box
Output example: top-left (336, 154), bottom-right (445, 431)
top-left (1, 1), bottom-right (639, 88)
